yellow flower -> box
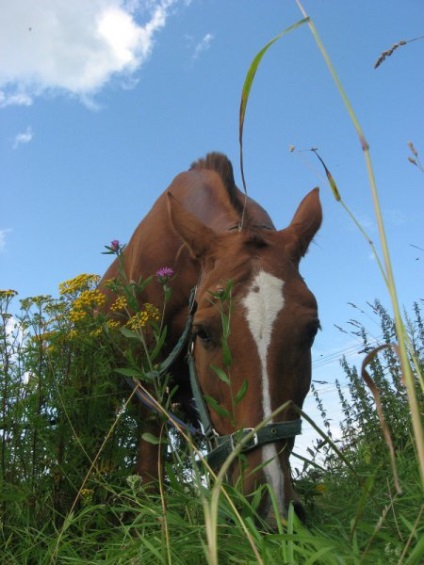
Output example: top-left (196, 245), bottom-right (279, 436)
top-left (0, 289), bottom-right (18, 298)
top-left (110, 295), bottom-right (128, 313)
top-left (32, 331), bottom-right (56, 344)
top-left (69, 289), bottom-right (106, 324)
top-left (89, 327), bottom-right (103, 337)
top-left (145, 303), bottom-right (161, 322)
top-left (126, 304), bottom-right (160, 330)
top-left (67, 329), bottom-right (78, 340)
top-left (314, 483), bottom-right (326, 493)
top-left (59, 274), bottom-right (100, 296)
top-left (127, 311), bottom-right (149, 329)
top-left (106, 319), bottom-right (121, 330)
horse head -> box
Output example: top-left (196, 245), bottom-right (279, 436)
top-left (167, 188), bottom-right (322, 527)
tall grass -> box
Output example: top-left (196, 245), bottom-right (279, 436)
top-left (1, 4), bottom-right (424, 562)
top-left (239, 0), bottom-right (423, 488)
top-left (1, 283), bottom-right (423, 562)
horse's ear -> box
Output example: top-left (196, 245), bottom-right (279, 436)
top-left (167, 192), bottom-right (217, 259)
top-left (285, 188), bottom-right (322, 260)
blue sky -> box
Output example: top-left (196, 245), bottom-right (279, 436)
top-left (1, 0), bottom-right (423, 452)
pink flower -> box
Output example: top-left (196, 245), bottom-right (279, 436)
top-left (156, 267), bottom-right (174, 284)
top-left (102, 240), bottom-right (125, 256)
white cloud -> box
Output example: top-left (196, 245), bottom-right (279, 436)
top-left (13, 127), bottom-right (33, 149)
top-left (0, 91), bottom-right (33, 108)
top-left (0, 0), bottom-right (180, 107)
top-left (0, 228), bottom-right (11, 252)
top-left (192, 33), bottom-right (214, 61)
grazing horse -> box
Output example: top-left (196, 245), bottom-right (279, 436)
top-left (100, 153), bottom-right (322, 526)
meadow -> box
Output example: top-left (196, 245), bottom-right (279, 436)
top-left (1, 5), bottom-right (423, 563)
top-left (0, 268), bottom-right (423, 563)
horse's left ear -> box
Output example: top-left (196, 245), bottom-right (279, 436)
top-left (286, 188), bottom-right (322, 260)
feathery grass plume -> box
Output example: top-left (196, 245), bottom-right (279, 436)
top-left (374, 35), bottom-right (424, 69)
top-left (374, 40), bottom-right (407, 69)
top-left (407, 141), bottom-right (424, 174)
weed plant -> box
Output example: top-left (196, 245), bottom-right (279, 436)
top-left (299, 300), bottom-right (424, 563)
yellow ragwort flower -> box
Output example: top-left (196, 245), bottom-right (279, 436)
top-left (127, 311), bottom-right (149, 330)
top-left (110, 295), bottom-right (128, 313)
top-left (144, 303), bottom-right (161, 322)
top-left (68, 289), bottom-right (106, 324)
top-left (0, 289), bottom-right (18, 298)
top-left (126, 303), bottom-right (160, 330)
top-left (106, 319), bottom-right (121, 330)
top-left (59, 274), bottom-right (100, 296)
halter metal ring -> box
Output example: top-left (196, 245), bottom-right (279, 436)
top-left (229, 428), bottom-right (258, 452)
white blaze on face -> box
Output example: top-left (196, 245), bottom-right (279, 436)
top-left (242, 270), bottom-right (286, 515)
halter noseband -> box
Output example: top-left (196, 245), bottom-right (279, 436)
top-left (126, 287), bottom-right (302, 470)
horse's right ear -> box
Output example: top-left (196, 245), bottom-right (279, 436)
top-left (167, 192), bottom-right (217, 259)
top-left (286, 188), bottom-right (322, 261)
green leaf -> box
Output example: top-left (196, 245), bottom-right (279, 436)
top-left (211, 365), bottom-right (231, 385)
top-left (407, 534), bottom-right (424, 564)
top-left (222, 340), bottom-right (232, 368)
top-left (239, 17), bottom-right (309, 193)
top-left (142, 432), bottom-right (164, 445)
top-left (204, 395), bottom-right (231, 420)
top-left (313, 150), bottom-right (341, 201)
top-left (234, 379), bottom-right (248, 404)
top-left (219, 280), bottom-right (233, 302)
top-left (135, 274), bottom-right (154, 292)
top-left (115, 367), bottom-right (144, 379)
top-left (150, 326), bottom-right (167, 362)
top-left (220, 312), bottom-right (230, 337)
top-left (119, 326), bottom-right (140, 339)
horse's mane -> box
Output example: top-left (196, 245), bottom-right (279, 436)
top-left (190, 153), bottom-right (244, 216)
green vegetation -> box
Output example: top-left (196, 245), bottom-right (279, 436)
top-left (1, 275), bottom-right (423, 563)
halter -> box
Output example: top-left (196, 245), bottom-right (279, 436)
top-left (125, 287), bottom-right (302, 471)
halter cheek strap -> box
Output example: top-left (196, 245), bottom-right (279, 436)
top-left (185, 290), bottom-right (302, 469)
top-left (204, 420), bottom-right (302, 471)
top-left (188, 336), bottom-right (302, 469)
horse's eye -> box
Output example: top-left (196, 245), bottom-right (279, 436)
top-left (304, 320), bottom-right (320, 347)
top-left (194, 325), bottom-right (211, 344)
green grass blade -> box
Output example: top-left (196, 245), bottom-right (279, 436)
top-left (239, 17), bottom-right (309, 194)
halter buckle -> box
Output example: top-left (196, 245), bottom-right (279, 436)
top-left (230, 428), bottom-right (258, 452)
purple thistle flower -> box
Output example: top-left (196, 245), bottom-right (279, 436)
top-left (102, 240), bottom-right (125, 256)
top-left (156, 267), bottom-right (174, 280)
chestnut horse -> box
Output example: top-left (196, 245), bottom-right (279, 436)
top-left (100, 153), bottom-right (322, 526)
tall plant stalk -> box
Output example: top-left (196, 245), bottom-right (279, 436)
top-left (238, 0), bottom-right (424, 489)
top-left (294, 0), bottom-right (424, 489)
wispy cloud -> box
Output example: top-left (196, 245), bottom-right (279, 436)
top-left (0, 91), bottom-right (32, 108)
top-left (13, 126), bottom-right (33, 149)
top-left (0, 228), bottom-right (11, 252)
top-left (192, 33), bottom-right (214, 61)
top-left (0, 0), bottom-right (182, 108)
